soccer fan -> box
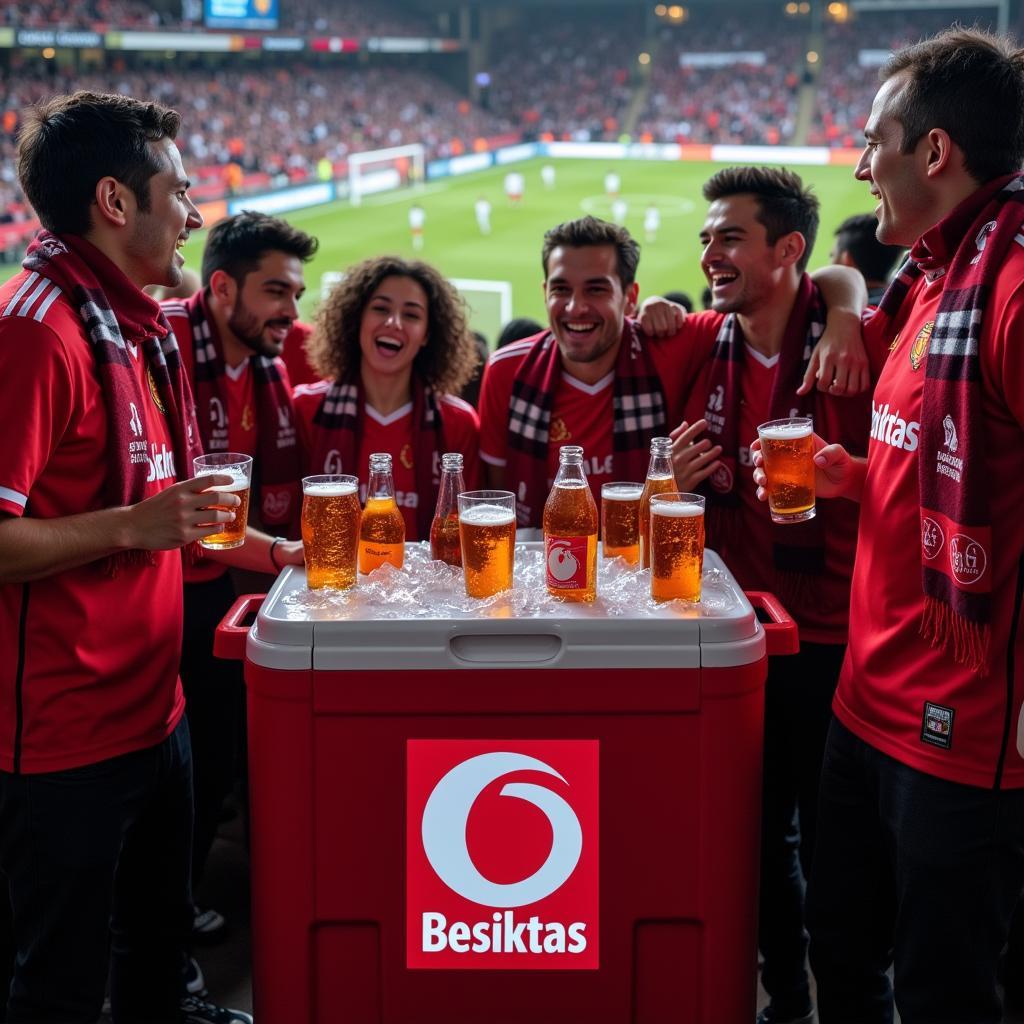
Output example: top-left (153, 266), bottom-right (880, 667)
top-left (0, 91), bottom-right (276, 1024)
top-left (161, 210), bottom-right (316, 944)
top-left (830, 212), bottom-right (904, 305)
top-left (753, 29), bottom-right (1024, 1023)
top-left (474, 194), bottom-right (492, 235)
top-left (293, 256), bottom-right (481, 540)
top-left (651, 167), bottom-right (871, 1024)
top-left (478, 215), bottom-right (867, 527)
top-left (408, 202), bottom-right (425, 251)
top-left (504, 170), bottom-right (524, 204)
top-left (496, 316), bottom-right (544, 349)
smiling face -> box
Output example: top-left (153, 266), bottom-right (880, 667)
top-left (855, 73), bottom-right (937, 248)
top-left (124, 137), bottom-right (202, 289)
top-left (357, 274), bottom-right (429, 383)
top-left (543, 244), bottom-right (637, 373)
top-left (699, 193), bottom-right (796, 315)
top-left (220, 250), bottom-right (306, 359)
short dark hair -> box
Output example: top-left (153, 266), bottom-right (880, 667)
top-left (201, 211), bottom-right (318, 287)
top-left (662, 290), bottom-right (694, 313)
top-left (882, 28), bottom-right (1024, 184)
top-left (17, 91), bottom-right (181, 236)
top-left (496, 316), bottom-right (544, 348)
top-left (702, 166), bottom-right (820, 273)
top-left (834, 213), bottom-right (903, 282)
top-left (541, 216), bottom-right (640, 287)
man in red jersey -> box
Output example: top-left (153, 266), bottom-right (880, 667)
top-left (162, 210), bottom-right (316, 944)
top-left (0, 92), bottom-right (272, 1024)
top-left (753, 29), bottom-right (1024, 1023)
top-left (639, 166), bottom-right (870, 1024)
top-left (478, 216), bottom-right (868, 528)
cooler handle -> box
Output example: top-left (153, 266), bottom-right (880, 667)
top-left (214, 593), bottom-right (266, 661)
top-left (745, 591), bottom-right (800, 657)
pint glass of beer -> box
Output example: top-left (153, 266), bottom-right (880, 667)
top-left (649, 493), bottom-right (705, 603)
top-left (193, 453), bottom-right (253, 550)
top-left (601, 482), bottom-right (643, 564)
top-left (757, 416), bottom-right (816, 523)
top-left (302, 474), bottom-right (361, 590)
top-left (458, 490), bottom-right (516, 598)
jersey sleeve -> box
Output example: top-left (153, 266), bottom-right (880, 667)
top-left (644, 311), bottom-right (722, 427)
top-left (0, 321), bottom-right (74, 517)
top-left (477, 354), bottom-right (514, 467)
top-left (992, 283), bottom-right (1024, 431)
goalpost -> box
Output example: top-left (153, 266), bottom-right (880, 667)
top-left (348, 143), bottom-right (426, 207)
top-left (450, 278), bottom-right (514, 346)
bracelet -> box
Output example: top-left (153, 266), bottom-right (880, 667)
top-left (269, 537), bottom-right (284, 572)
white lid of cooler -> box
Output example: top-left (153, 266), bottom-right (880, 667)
top-left (246, 544), bottom-right (766, 671)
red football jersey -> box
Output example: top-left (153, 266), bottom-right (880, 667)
top-left (0, 272), bottom-right (186, 773)
top-left (837, 237), bottom-right (1024, 788)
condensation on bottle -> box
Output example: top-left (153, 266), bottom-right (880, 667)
top-left (430, 452), bottom-right (465, 567)
top-left (358, 452), bottom-right (406, 574)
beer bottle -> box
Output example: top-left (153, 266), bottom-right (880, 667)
top-left (543, 445), bottom-right (599, 602)
top-left (639, 437), bottom-right (678, 569)
top-left (358, 452), bottom-right (406, 574)
top-left (430, 452), bottom-right (465, 566)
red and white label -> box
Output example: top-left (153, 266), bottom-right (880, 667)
top-left (545, 536), bottom-right (588, 590)
top-left (406, 739), bottom-right (599, 970)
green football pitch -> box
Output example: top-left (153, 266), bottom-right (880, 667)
top-left (10, 156), bottom-right (877, 342)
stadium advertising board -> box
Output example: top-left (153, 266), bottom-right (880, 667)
top-left (204, 0), bottom-right (279, 31)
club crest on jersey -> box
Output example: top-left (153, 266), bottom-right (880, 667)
top-left (550, 417), bottom-right (571, 443)
top-left (710, 462), bottom-right (733, 493)
top-left (147, 367), bottom-right (166, 414)
top-left (909, 321), bottom-right (933, 371)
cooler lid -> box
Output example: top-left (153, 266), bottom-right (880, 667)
top-left (246, 545), bottom-right (766, 671)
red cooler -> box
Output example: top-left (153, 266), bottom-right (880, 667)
top-left (217, 548), bottom-right (796, 1024)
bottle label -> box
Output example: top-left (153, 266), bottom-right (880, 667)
top-left (545, 536), bottom-right (588, 590)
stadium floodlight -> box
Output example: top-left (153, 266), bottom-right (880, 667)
top-left (348, 143), bottom-right (426, 208)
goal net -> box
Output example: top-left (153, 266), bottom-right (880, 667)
top-left (348, 143), bottom-right (426, 207)
top-left (450, 279), bottom-right (513, 348)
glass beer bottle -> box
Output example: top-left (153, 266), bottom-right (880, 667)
top-left (430, 452), bottom-right (465, 566)
top-left (639, 437), bottom-right (678, 569)
top-left (542, 445), bottom-right (599, 602)
top-left (358, 452), bottom-right (406, 574)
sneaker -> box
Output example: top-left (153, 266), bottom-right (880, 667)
top-left (756, 1009), bottom-right (815, 1024)
top-left (193, 905), bottom-right (227, 942)
top-left (185, 956), bottom-right (208, 997)
top-left (180, 994), bottom-right (254, 1024)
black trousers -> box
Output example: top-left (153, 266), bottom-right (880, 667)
top-left (181, 573), bottom-right (245, 891)
top-left (808, 718), bottom-right (1024, 1024)
top-left (758, 641), bottom-right (845, 1018)
top-left (0, 717), bottom-right (193, 1024)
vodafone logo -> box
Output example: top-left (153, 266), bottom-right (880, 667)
top-left (422, 752), bottom-right (582, 908)
top-left (407, 739), bottom-right (599, 970)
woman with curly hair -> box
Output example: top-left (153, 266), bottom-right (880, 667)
top-left (293, 255), bottom-right (481, 540)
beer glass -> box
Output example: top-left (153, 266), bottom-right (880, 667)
top-left (301, 474), bottom-right (361, 590)
top-left (601, 482), bottom-right (643, 564)
top-left (193, 453), bottom-right (252, 550)
top-left (458, 490), bottom-right (516, 598)
top-left (757, 416), bottom-right (816, 523)
top-left (649, 492), bottom-right (705, 602)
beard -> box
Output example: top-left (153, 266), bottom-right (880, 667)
top-left (228, 299), bottom-right (290, 358)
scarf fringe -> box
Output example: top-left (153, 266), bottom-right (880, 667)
top-left (104, 549), bottom-right (157, 577)
top-left (920, 595), bottom-right (991, 675)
